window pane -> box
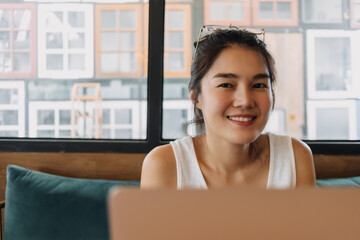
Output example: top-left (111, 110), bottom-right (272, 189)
top-left (168, 32), bottom-right (184, 49)
top-left (163, 0), bottom-right (359, 141)
top-left (46, 11), bottom-right (63, 28)
top-left (59, 130), bottom-right (71, 137)
top-left (101, 32), bottom-right (118, 51)
top-left (119, 10), bottom-right (136, 28)
top-left (0, 2), bottom-right (147, 140)
top-left (315, 38), bottom-right (351, 91)
top-left (0, 110), bottom-right (18, 125)
top-left (0, 31), bottom-right (10, 50)
top-left (59, 110), bottom-right (71, 125)
top-left (46, 54), bottom-right (63, 70)
top-left (14, 10), bottom-right (31, 29)
top-left (14, 31), bottom-right (30, 49)
top-left (69, 54), bottom-right (85, 70)
top-left (115, 109), bottom-right (131, 124)
top-left (102, 129), bottom-right (111, 138)
top-left (303, 0), bottom-right (342, 23)
top-left (316, 108), bottom-right (349, 139)
top-left (210, 2), bottom-right (226, 21)
top-left (101, 53), bottom-right (118, 72)
top-left (68, 32), bottom-right (84, 49)
top-left (119, 32), bottom-right (136, 50)
top-left (37, 110), bottom-right (55, 125)
top-left (167, 10), bottom-right (184, 29)
top-left (46, 33), bottom-right (63, 49)
top-left (101, 11), bottom-right (116, 29)
top-left (68, 11), bottom-right (84, 28)
top-left (14, 53), bottom-right (30, 72)
top-left (0, 131), bottom-right (18, 137)
top-left (165, 52), bottom-right (184, 71)
top-left (277, 2), bottom-right (291, 20)
top-left (115, 129), bottom-right (132, 138)
top-left (163, 109), bottom-right (188, 139)
top-left (0, 10), bottom-right (11, 28)
top-left (259, 2), bottom-right (274, 20)
top-left (37, 130), bottom-right (55, 138)
top-left (119, 53), bottom-right (137, 72)
top-left (164, 81), bottom-right (188, 99)
top-left (229, 2), bottom-right (245, 21)
top-left (0, 89), bottom-right (18, 104)
top-left (0, 53), bottom-right (11, 72)
top-left (102, 109), bottom-right (111, 124)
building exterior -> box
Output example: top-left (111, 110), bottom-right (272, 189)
top-left (0, 0), bottom-right (359, 140)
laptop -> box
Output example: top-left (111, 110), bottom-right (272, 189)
top-left (108, 187), bottom-right (360, 240)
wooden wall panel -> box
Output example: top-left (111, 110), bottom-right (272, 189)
top-left (0, 152), bottom-right (146, 202)
top-left (313, 154), bottom-right (360, 179)
top-left (1, 152), bottom-right (360, 202)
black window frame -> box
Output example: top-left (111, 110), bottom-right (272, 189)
top-left (0, 0), bottom-right (359, 155)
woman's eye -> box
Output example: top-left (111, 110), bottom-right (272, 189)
top-left (219, 83), bottom-right (232, 88)
top-left (253, 83), bottom-right (267, 88)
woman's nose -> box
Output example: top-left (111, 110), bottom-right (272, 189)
top-left (232, 88), bottom-right (254, 108)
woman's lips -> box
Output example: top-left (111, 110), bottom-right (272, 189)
top-left (227, 115), bottom-right (256, 126)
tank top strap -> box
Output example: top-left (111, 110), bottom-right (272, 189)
top-left (267, 133), bottom-right (296, 189)
top-left (170, 136), bottom-right (208, 189)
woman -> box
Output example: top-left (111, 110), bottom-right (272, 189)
top-left (141, 26), bottom-right (316, 189)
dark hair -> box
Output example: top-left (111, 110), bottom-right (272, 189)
top-left (189, 29), bottom-right (276, 130)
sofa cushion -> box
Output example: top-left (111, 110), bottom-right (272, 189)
top-left (4, 165), bottom-right (139, 240)
top-left (316, 176), bottom-right (360, 187)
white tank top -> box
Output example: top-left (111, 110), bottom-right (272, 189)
top-left (170, 133), bottom-right (296, 190)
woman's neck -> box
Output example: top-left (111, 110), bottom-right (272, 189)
top-left (193, 133), bottom-right (265, 175)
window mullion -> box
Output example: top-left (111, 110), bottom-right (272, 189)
top-left (147, 0), bottom-right (165, 150)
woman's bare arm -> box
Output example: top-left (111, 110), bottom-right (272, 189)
top-left (140, 144), bottom-right (177, 189)
top-left (292, 138), bottom-right (316, 187)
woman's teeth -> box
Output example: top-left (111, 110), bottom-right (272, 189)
top-left (228, 116), bottom-right (254, 122)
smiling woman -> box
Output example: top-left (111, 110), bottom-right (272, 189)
top-left (141, 27), bottom-right (316, 190)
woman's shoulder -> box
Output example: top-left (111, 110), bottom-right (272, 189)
top-left (289, 135), bottom-right (316, 187)
top-left (142, 143), bottom-right (176, 173)
top-left (140, 143), bottom-right (177, 189)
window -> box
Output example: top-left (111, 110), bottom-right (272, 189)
top-left (0, 81), bottom-right (25, 137)
top-left (163, 99), bottom-right (192, 139)
top-left (352, 0), bottom-right (360, 27)
top-left (0, 4), bottom-right (36, 78)
top-left (306, 30), bottom-right (360, 99)
top-left (164, 4), bottom-right (191, 77)
top-left (252, 0), bottom-right (298, 26)
top-left (95, 4), bottom-right (142, 77)
top-left (307, 100), bottom-right (359, 140)
top-left (203, 0), bottom-right (251, 25)
top-left (0, 0), bottom-right (359, 153)
top-left (29, 101), bottom-right (72, 138)
top-left (303, 0), bottom-right (343, 23)
top-left (37, 4), bottom-right (94, 78)
top-left (101, 101), bottom-right (142, 139)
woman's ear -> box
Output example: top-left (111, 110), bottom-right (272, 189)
top-left (189, 89), bottom-right (201, 110)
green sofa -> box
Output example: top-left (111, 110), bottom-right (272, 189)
top-left (2, 165), bottom-right (139, 240)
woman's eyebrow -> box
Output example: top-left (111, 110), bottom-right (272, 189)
top-left (253, 73), bottom-right (270, 80)
top-left (212, 73), bottom-right (238, 79)
top-left (212, 72), bottom-right (270, 80)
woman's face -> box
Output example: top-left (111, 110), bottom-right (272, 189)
top-left (191, 46), bottom-right (273, 144)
